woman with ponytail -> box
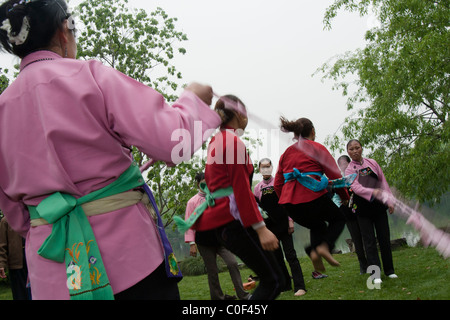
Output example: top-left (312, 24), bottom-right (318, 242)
top-left (0, 0), bottom-right (221, 300)
top-left (274, 117), bottom-right (349, 277)
top-left (179, 95), bottom-right (285, 300)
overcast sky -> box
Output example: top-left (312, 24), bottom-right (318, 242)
top-left (0, 0), bottom-right (374, 163)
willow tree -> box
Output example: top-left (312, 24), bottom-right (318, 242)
top-left (318, 0), bottom-right (449, 204)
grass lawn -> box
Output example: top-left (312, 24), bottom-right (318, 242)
top-left (178, 245), bottom-right (449, 300)
top-left (0, 245), bottom-right (448, 300)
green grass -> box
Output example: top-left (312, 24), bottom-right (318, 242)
top-left (178, 246), bottom-right (449, 300)
top-left (0, 246), bottom-right (448, 300)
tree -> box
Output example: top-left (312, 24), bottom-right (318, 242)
top-left (317, 0), bottom-right (449, 204)
top-left (0, 68), bottom-right (11, 95)
top-left (76, 0), bottom-right (188, 103)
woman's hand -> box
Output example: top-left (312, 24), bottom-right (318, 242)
top-left (185, 83), bottom-right (213, 106)
top-left (388, 204), bottom-right (395, 214)
top-left (255, 226), bottom-right (279, 251)
top-left (189, 243), bottom-right (197, 257)
top-left (288, 219), bottom-right (295, 235)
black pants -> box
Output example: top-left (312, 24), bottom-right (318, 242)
top-left (114, 262), bottom-right (180, 300)
top-left (340, 205), bottom-right (368, 273)
top-left (278, 232), bottom-right (306, 291)
top-left (284, 195), bottom-right (346, 253)
top-left (214, 221), bottom-right (284, 300)
top-left (9, 268), bottom-right (29, 300)
top-left (357, 205), bottom-right (395, 276)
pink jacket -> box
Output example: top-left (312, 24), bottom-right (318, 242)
top-left (184, 192), bottom-right (206, 243)
top-left (0, 50), bottom-right (221, 299)
top-left (345, 157), bottom-right (394, 205)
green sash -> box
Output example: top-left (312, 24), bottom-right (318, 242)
top-left (28, 163), bottom-right (145, 300)
top-left (174, 181), bottom-right (233, 233)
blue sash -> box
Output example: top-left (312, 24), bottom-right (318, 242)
top-left (284, 169), bottom-right (329, 192)
top-left (284, 168), bottom-right (357, 192)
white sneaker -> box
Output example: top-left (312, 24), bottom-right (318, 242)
top-left (374, 278), bottom-right (382, 284)
top-left (388, 274), bottom-right (398, 279)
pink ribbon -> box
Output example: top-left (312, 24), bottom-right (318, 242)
top-left (374, 190), bottom-right (450, 258)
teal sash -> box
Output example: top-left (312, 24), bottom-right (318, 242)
top-left (28, 163), bottom-right (182, 299)
top-left (284, 168), bottom-right (356, 192)
top-left (174, 181), bottom-right (233, 233)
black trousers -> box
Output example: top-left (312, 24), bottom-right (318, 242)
top-left (214, 221), bottom-right (285, 300)
top-left (284, 195), bottom-right (346, 253)
top-left (278, 232), bottom-right (306, 291)
top-left (114, 262), bottom-right (180, 300)
top-left (356, 204), bottom-right (395, 276)
top-left (9, 268), bottom-right (29, 300)
top-left (340, 205), bottom-right (368, 273)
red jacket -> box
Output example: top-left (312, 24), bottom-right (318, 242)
top-left (274, 140), bottom-right (349, 204)
top-left (193, 128), bottom-right (263, 231)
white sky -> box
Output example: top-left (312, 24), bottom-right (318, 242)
top-left (0, 0), bottom-right (374, 163)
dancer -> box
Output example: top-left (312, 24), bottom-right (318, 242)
top-left (0, 0), bottom-right (221, 300)
top-left (254, 158), bottom-right (307, 296)
top-left (334, 155), bottom-right (368, 274)
top-left (184, 172), bottom-right (250, 300)
top-left (345, 139), bottom-right (398, 283)
top-left (274, 117), bottom-right (349, 276)
top-left (176, 95), bottom-right (284, 300)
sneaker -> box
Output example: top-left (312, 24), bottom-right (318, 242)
top-left (388, 274), bottom-right (398, 279)
top-left (312, 271), bottom-right (328, 279)
top-left (374, 278), bottom-right (382, 284)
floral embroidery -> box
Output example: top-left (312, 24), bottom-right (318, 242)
top-left (90, 266), bottom-right (103, 285)
top-left (66, 242), bottom-right (84, 264)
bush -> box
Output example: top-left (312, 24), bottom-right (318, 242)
top-left (179, 256), bottom-right (228, 276)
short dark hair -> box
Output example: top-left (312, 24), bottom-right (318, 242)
top-left (258, 158), bottom-right (272, 168)
top-left (194, 172), bottom-right (205, 185)
top-left (346, 139), bottom-right (362, 150)
top-left (337, 155), bottom-right (351, 163)
top-left (0, 0), bottom-right (71, 58)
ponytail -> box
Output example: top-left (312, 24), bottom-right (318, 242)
top-left (214, 94), bottom-right (246, 126)
top-left (280, 116), bottom-right (314, 139)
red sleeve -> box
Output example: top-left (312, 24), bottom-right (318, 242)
top-left (226, 135), bottom-right (263, 228)
top-left (317, 143), bottom-right (349, 201)
top-left (274, 152), bottom-right (286, 198)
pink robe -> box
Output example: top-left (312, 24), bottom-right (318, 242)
top-left (0, 50), bottom-right (221, 299)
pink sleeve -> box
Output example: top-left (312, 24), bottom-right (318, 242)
top-left (184, 199), bottom-right (196, 243)
top-left (91, 62), bottom-right (221, 165)
top-left (0, 188), bottom-right (29, 238)
top-left (253, 182), bottom-right (262, 202)
top-left (373, 161), bottom-right (394, 206)
top-left (345, 159), bottom-right (392, 203)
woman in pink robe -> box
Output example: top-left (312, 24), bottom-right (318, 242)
top-left (0, 0), bottom-right (221, 299)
